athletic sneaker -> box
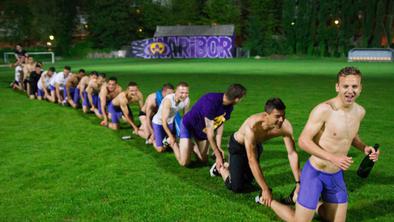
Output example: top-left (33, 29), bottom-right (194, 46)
top-left (162, 137), bottom-right (169, 147)
top-left (280, 186), bottom-right (296, 205)
top-left (209, 163), bottom-right (221, 177)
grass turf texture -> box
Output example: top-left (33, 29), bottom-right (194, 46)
top-left (0, 58), bottom-right (393, 221)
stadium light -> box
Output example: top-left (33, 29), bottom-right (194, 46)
top-left (46, 42), bottom-right (52, 46)
top-left (138, 28), bottom-right (143, 32)
top-left (334, 19), bottom-right (340, 25)
top-left (291, 22), bottom-right (295, 26)
top-left (49, 35), bottom-right (54, 40)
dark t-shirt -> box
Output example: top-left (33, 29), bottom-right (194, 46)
top-left (14, 49), bottom-right (27, 58)
top-left (183, 93), bottom-right (233, 139)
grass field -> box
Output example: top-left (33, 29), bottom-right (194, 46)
top-left (0, 58), bottom-right (393, 221)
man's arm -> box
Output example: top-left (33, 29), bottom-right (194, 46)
top-left (55, 83), bottom-right (62, 103)
top-left (99, 86), bottom-right (108, 125)
top-left (86, 83), bottom-right (96, 110)
top-left (281, 120), bottom-right (301, 191)
top-left (161, 99), bottom-right (175, 145)
top-left (215, 124), bottom-right (225, 157)
top-left (298, 104), bottom-right (353, 170)
top-left (145, 95), bottom-right (156, 137)
top-left (244, 127), bottom-right (271, 206)
top-left (205, 117), bottom-right (223, 168)
top-left (352, 134), bottom-right (379, 161)
top-left (119, 98), bottom-right (138, 132)
top-left (138, 91), bottom-right (144, 110)
top-left (65, 76), bottom-right (74, 99)
top-left (41, 75), bottom-right (49, 97)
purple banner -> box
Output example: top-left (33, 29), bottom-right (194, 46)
top-left (131, 36), bottom-right (234, 59)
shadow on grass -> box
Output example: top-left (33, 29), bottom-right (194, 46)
top-left (347, 199), bottom-right (394, 221)
top-left (346, 169), bottom-right (394, 193)
top-left (118, 135), bottom-right (298, 220)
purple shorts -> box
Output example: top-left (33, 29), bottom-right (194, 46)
top-left (107, 101), bottom-right (132, 124)
top-left (73, 88), bottom-right (81, 104)
top-left (179, 118), bottom-right (207, 141)
top-left (297, 160), bottom-right (348, 210)
top-left (153, 123), bottom-right (175, 148)
top-left (38, 89), bottom-right (45, 97)
top-left (63, 87), bottom-right (76, 100)
top-left (82, 91), bottom-right (98, 108)
top-left (49, 85), bottom-right (55, 92)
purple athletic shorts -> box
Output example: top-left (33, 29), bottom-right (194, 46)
top-left (179, 118), bottom-right (206, 141)
top-left (153, 123), bottom-right (175, 148)
top-left (73, 88), bottom-right (81, 104)
top-left (82, 91), bottom-right (98, 108)
top-left (50, 85), bottom-right (55, 92)
top-left (107, 101), bottom-right (132, 124)
top-left (38, 89), bottom-right (45, 97)
top-left (63, 87), bottom-right (76, 100)
top-left (297, 160), bottom-right (348, 210)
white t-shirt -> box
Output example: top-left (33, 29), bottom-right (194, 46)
top-left (38, 71), bottom-right (54, 90)
top-left (50, 72), bottom-right (70, 90)
top-left (152, 93), bottom-right (189, 125)
top-left (15, 65), bottom-right (23, 82)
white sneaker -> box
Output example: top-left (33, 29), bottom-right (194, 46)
top-left (209, 163), bottom-right (220, 177)
top-left (162, 137), bottom-right (169, 147)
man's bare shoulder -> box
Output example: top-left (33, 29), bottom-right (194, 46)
top-left (310, 102), bottom-right (333, 118)
top-left (146, 93), bottom-right (156, 103)
top-left (354, 102), bottom-right (366, 118)
top-left (280, 119), bottom-right (294, 136)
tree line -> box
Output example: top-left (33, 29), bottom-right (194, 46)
top-left (0, 0), bottom-right (392, 57)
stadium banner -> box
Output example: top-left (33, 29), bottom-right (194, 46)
top-left (131, 36), bottom-right (234, 59)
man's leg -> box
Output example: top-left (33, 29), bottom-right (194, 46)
top-left (194, 140), bottom-right (209, 162)
top-left (49, 87), bottom-right (56, 103)
top-left (318, 203), bottom-right (347, 222)
top-left (107, 102), bottom-right (121, 130)
top-left (152, 123), bottom-right (167, 153)
top-left (72, 88), bottom-right (80, 108)
top-left (178, 138), bottom-right (193, 166)
top-left (137, 115), bottom-right (149, 139)
top-left (82, 91), bottom-right (90, 113)
top-left (226, 152), bottom-right (248, 193)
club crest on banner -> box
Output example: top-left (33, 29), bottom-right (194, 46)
top-left (145, 42), bottom-right (170, 56)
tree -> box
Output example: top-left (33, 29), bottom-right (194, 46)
top-left (244, 0), bottom-right (278, 56)
top-left (85, 0), bottom-right (134, 49)
top-left (0, 0), bottom-right (34, 44)
top-left (202, 0), bottom-right (241, 31)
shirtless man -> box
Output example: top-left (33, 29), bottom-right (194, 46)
top-left (37, 67), bottom-right (56, 100)
top-left (213, 98), bottom-right (300, 195)
top-left (98, 76), bottom-right (122, 125)
top-left (84, 73), bottom-right (106, 114)
top-left (78, 71), bottom-right (98, 109)
top-left (264, 67), bottom-right (380, 222)
top-left (22, 56), bottom-right (36, 95)
top-left (107, 81), bottom-right (144, 133)
top-left (151, 82), bottom-right (189, 152)
top-left (174, 84), bottom-right (246, 167)
top-left (64, 69), bottom-right (86, 107)
top-left (11, 60), bottom-right (24, 90)
top-left (139, 83), bottom-right (175, 143)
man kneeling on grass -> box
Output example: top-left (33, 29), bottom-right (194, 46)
top-left (151, 82), bottom-right (189, 152)
top-left (107, 81), bottom-right (144, 135)
top-left (211, 98), bottom-right (301, 198)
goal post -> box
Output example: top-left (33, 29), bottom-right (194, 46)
top-left (3, 51), bottom-right (55, 64)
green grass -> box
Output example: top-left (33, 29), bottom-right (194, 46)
top-left (0, 58), bottom-right (393, 221)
